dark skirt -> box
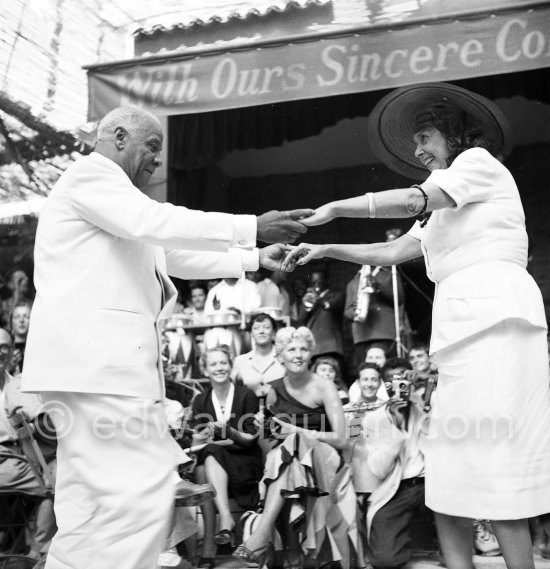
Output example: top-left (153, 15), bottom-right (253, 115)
top-left (197, 443), bottom-right (263, 509)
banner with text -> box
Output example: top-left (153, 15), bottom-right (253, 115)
top-left (87, 5), bottom-right (550, 120)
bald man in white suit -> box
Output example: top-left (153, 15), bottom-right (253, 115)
top-left (23, 106), bottom-right (311, 569)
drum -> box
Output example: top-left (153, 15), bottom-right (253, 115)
top-left (205, 310), bottom-right (241, 326)
top-left (203, 325), bottom-right (243, 357)
top-left (202, 310), bottom-right (243, 356)
top-left (252, 306), bottom-right (283, 319)
top-left (163, 313), bottom-right (195, 378)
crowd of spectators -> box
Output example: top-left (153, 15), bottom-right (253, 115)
top-left (2, 265), bottom-right (549, 569)
top-left (151, 268), bottom-right (550, 569)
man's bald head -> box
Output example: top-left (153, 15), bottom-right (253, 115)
top-left (96, 106), bottom-right (161, 143)
top-left (95, 105), bottom-right (163, 190)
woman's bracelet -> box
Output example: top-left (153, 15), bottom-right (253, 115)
top-left (411, 184), bottom-right (429, 216)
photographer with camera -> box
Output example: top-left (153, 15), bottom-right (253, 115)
top-left (365, 357), bottom-right (432, 569)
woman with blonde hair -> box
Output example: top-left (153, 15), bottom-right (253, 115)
top-left (191, 345), bottom-right (263, 568)
top-left (233, 326), bottom-right (362, 569)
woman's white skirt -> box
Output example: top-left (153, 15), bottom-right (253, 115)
top-left (422, 318), bottom-right (550, 519)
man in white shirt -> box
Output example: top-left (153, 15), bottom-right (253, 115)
top-left (185, 281), bottom-right (208, 323)
top-left (22, 105), bottom-right (313, 569)
top-left (204, 277), bottom-right (262, 316)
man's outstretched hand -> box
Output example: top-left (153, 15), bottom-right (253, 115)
top-left (259, 244), bottom-right (294, 272)
top-left (256, 209), bottom-right (315, 244)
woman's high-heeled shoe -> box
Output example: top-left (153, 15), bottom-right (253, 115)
top-left (196, 557), bottom-right (216, 569)
top-left (283, 545), bottom-right (303, 569)
top-left (214, 528), bottom-right (235, 546)
top-left (232, 543), bottom-right (267, 567)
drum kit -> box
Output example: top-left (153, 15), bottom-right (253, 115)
top-left (162, 307), bottom-right (288, 381)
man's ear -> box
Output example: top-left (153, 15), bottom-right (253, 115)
top-left (114, 126), bottom-right (127, 149)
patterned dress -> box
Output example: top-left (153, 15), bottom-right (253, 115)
top-left (260, 377), bottom-right (364, 569)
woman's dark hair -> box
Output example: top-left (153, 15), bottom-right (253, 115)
top-left (312, 356), bottom-right (348, 392)
top-left (413, 102), bottom-right (497, 165)
top-left (250, 312), bottom-right (277, 330)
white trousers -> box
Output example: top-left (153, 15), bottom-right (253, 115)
top-left (42, 392), bottom-right (178, 569)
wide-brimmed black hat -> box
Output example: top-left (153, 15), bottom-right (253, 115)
top-left (367, 82), bottom-right (513, 179)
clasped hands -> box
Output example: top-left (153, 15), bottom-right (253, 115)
top-left (257, 205), bottom-right (331, 272)
top-left (192, 421), bottom-right (229, 443)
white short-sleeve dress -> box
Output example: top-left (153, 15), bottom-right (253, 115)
top-left (408, 147), bottom-right (550, 519)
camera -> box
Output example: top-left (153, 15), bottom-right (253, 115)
top-left (385, 371), bottom-right (415, 403)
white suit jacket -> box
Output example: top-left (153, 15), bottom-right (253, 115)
top-left (22, 152), bottom-right (258, 399)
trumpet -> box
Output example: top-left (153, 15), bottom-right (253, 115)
top-left (354, 265), bottom-right (377, 323)
top-left (302, 286), bottom-right (321, 311)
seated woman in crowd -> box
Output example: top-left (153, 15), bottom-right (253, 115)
top-left (233, 327), bottom-right (362, 569)
top-left (232, 313), bottom-right (285, 403)
top-left (190, 345), bottom-right (263, 569)
top-left (311, 355), bottom-right (349, 404)
top-left (10, 300), bottom-right (32, 374)
top-left (344, 363), bottom-right (405, 505)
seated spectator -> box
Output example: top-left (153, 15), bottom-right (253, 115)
top-left (365, 357), bottom-right (431, 569)
top-left (311, 356), bottom-right (349, 404)
top-left (1, 268), bottom-right (33, 329)
top-left (204, 277), bottom-right (261, 317)
top-left (185, 281), bottom-right (208, 323)
top-left (232, 313), bottom-right (285, 403)
top-left (348, 345), bottom-right (388, 403)
top-left (344, 363), bottom-right (404, 501)
top-left (408, 344), bottom-right (437, 380)
top-left (158, 397), bottom-right (205, 569)
top-left (365, 345), bottom-right (387, 368)
top-left (9, 300), bottom-right (32, 375)
top-left (191, 346), bottom-right (263, 569)
top-left (0, 327), bottom-right (56, 561)
top-left (233, 327), bottom-right (362, 569)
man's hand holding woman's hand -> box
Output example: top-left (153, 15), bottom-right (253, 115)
top-left (256, 209), bottom-right (315, 244)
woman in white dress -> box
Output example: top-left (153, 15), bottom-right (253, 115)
top-left (283, 83), bottom-right (550, 569)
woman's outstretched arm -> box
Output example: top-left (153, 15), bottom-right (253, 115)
top-left (283, 233), bottom-right (422, 269)
top-left (303, 182), bottom-right (454, 226)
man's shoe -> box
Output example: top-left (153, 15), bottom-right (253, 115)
top-left (473, 519), bottom-right (501, 556)
top-left (174, 479), bottom-right (216, 507)
top-left (541, 546), bottom-right (550, 560)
